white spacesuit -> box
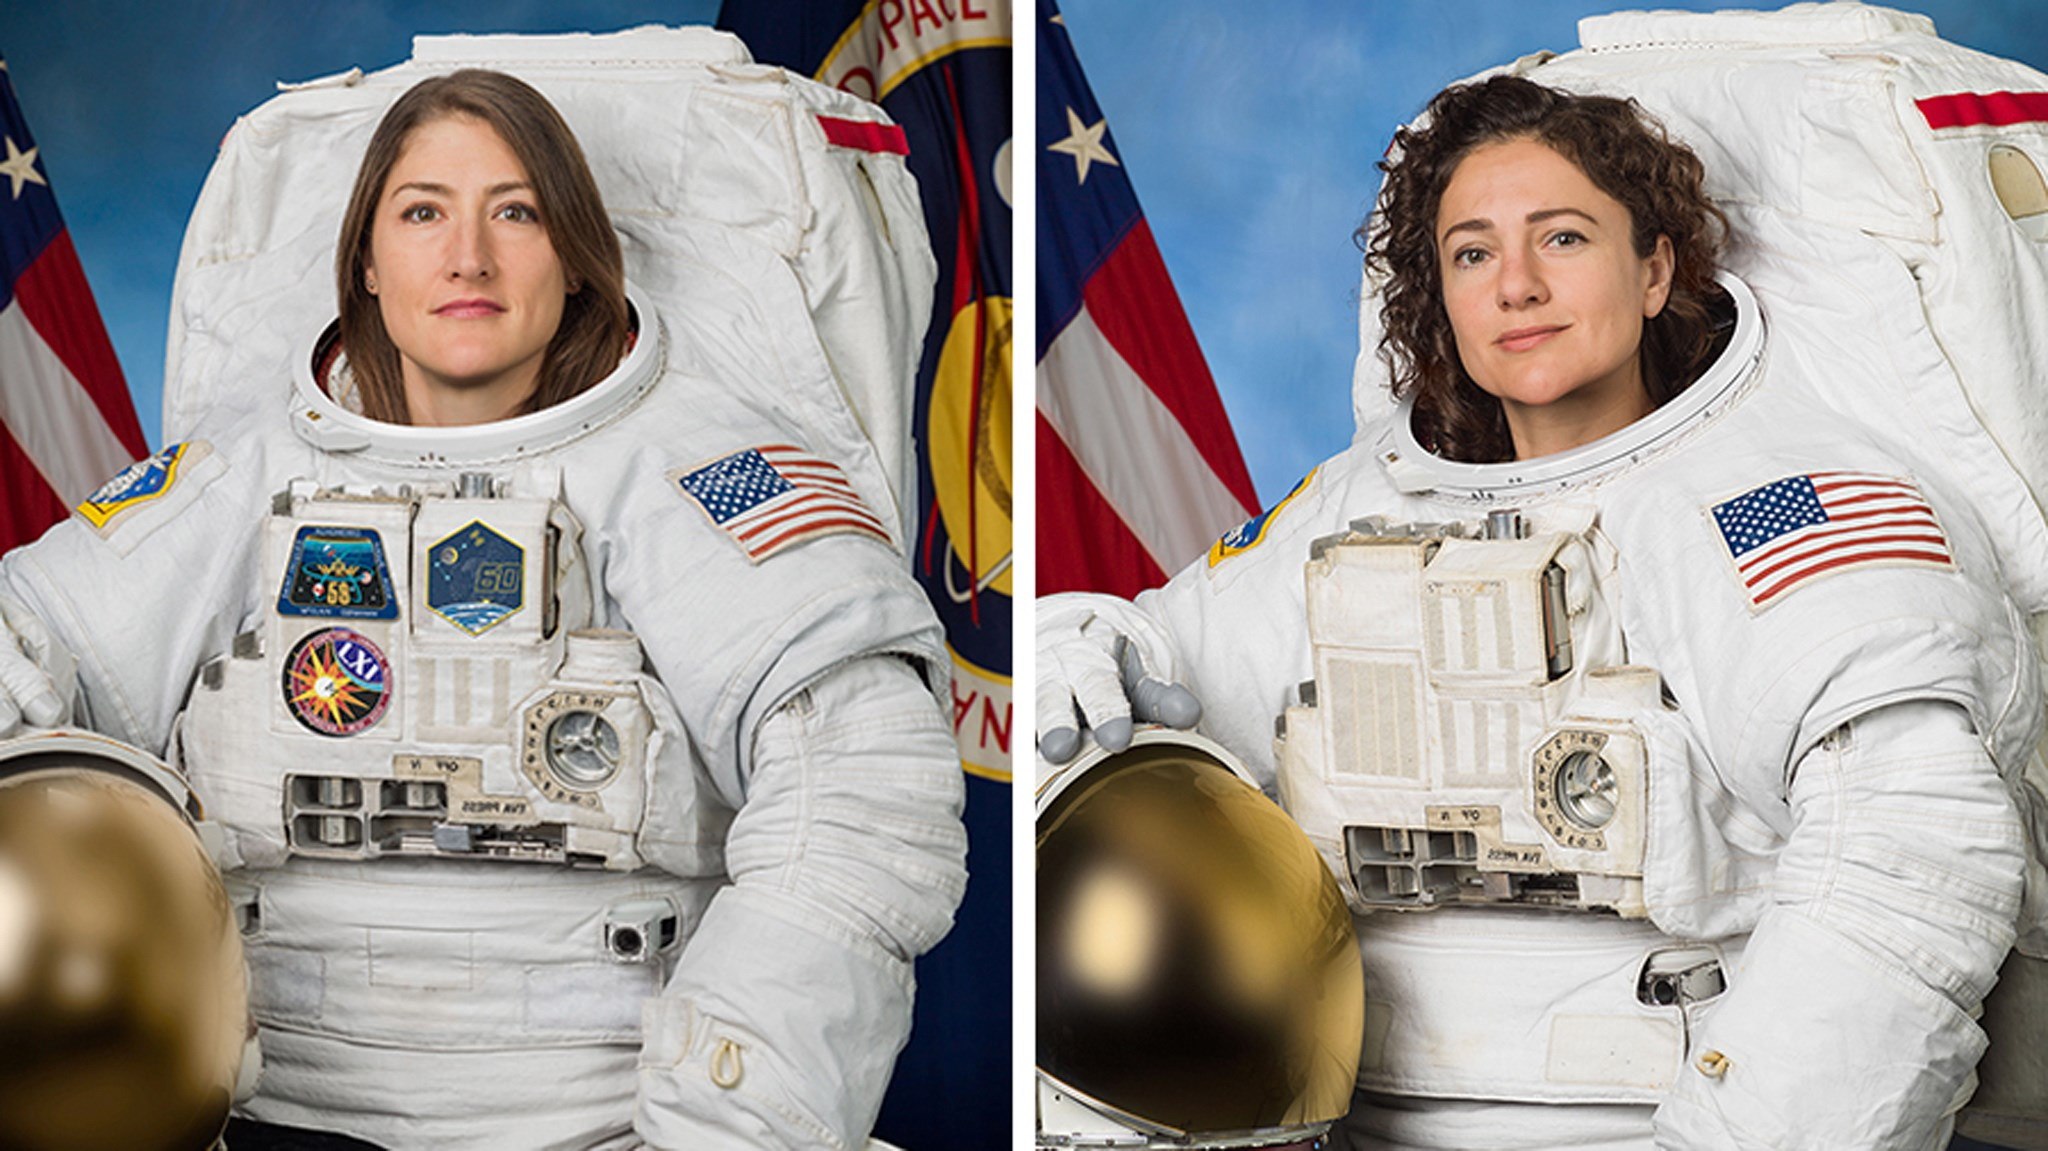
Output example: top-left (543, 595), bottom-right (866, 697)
top-left (1042, 5), bottom-right (2048, 1148)
top-left (1046, 270), bottom-right (2037, 1149)
top-left (0, 27), bottom-right (964, 1151)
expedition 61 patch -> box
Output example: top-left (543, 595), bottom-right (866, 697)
top-left (427, 521), bottom-right (524, 635)
top-left (278, 527), bottom-right (397, 620)
top-left (282, 627), bottom-right (391, 737)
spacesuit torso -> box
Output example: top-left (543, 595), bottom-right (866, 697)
top-left (1, 294), bottom-right (963, 1150)
top-left (1054, 274), bottom-right (2042, 1149)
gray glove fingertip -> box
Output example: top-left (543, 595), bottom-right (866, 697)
top-left (1039, 726), bottom-right (1081, 765)
top-left (1094, 716), bottom-right (1134, 753)
top-left (0, 696), bottom-right (19, 739)
top-left (1136, 680), bottom-right (1202, 729)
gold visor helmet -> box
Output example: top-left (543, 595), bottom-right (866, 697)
top-left (1037, 728), bottom-right (1363, 1148)
top-left (0, 730), bottom-right (249, 1151)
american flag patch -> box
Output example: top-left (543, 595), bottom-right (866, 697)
top-left (673, 444), bottom-right (892, 563)
top-left (1710, 471), bottom-right (1953, 609)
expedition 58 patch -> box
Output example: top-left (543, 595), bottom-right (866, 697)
top-left (279, 527), bottom-right (397, 620)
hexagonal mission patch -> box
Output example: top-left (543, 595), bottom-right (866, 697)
top-left (427, 520), bottom-right (524, 636)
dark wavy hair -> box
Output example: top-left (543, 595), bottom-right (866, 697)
top-left (1360, 75), bottom-right (1729, 463)
top-left (336, 69), bottom-right (629, 425)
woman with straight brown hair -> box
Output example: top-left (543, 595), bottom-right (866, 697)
top-left (332, 69), bottom-right (631, 427)
top-left (0, 65), bottom-right (964, 1151)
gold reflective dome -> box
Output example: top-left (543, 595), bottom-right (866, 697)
top-left (1038, 738), bottom-right (1363, 1139)
top-left (0, 757), bottom-right (248, 1151)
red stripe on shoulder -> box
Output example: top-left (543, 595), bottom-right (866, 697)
top-left (818, 115), bottom-right (909, 156)
top-left (1916, 90), bottom-right (2048, 129)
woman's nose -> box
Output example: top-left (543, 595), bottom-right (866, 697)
top-left (446, 216), bottom-right (494, 281)
top-left (1495, 247), bottom-right (1546, 308)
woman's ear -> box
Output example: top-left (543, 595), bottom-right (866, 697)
top-left (1642, 234), bottom-right (1674, 319)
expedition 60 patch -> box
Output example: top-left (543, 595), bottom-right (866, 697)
top-left (282, 627), bottom-right (391, 737)
top-left (278, 527), bottom-right (397, 620)
top-left (427, 521), bottom-right (524, 635)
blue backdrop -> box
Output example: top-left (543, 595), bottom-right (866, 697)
top-left (1057, 0), bottom-right (2048, 504)
top-left (0, 3), bottom-right (1007, 1148)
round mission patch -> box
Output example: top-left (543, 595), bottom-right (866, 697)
top-left (281, 627), bottom-right (392, 737)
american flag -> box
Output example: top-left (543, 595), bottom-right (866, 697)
top-left (674, 443), bottom-right (892, 563)
top-left (1036, 0), bottom-right (1259, 598)
top-left (1711, 471), bottom-right (1953, 609)
top-left (0, 57), bottom-right (146, 552)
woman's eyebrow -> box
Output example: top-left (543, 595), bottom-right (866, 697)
top-left (388, 180), bottom-right (533, 197)
top-left (1439, 216), bottom-right (1492, 242)
top-left (1527, 206), bottom-right (1599, 226)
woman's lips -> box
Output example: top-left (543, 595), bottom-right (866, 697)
top-left (433, 298), bottom-right (505, 318)
top-left (1495, 324), bottom-right (1566, 353)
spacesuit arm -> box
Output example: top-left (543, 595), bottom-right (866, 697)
top-left (0, 439), bottom-right (253, 750)
top-left (634, 654), bottom-right (967, 1151)
top-left (1653, 699), bottom-right (2024, 1150)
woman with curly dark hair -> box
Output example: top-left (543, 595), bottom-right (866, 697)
top-left (1041, 73), bottom-right (2031, 1150)
top-left (1366, 75), bottom-right (1732, 465)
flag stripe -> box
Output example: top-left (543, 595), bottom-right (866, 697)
top-left (1745, 527), bottom-right (1950, 586)
top-left (1740, 508), bottom-right (1940, 569)
top-left (12, 229), bottom-right (144, 456)
top-left (0, 301), bottom-right (137, 504)
top-left (1039, 301), bottom-right (1255, 573)
top-left (1081, 217), bottom-right (1260, 512)
top-left (1035, 414), bottom-right (1169, 598)
top-left (1754, 546), bottom-right (1957, 605)
top-left (0, 417), bottom-right (68, 548)
top-left (731, 495), bottom-right (884, 539)
top-left (1916, 90), bottom-right (2048, 130)
top-left (750, 514), bottom-right (892, 556)
top-left (733, 489), bottom-right (886, 539)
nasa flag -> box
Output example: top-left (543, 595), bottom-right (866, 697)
top-left (712, 4), bottom-right (1013, 1148)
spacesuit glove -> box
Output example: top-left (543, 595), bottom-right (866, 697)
top-left (1036, 593), bottom-right (1200, 764)
top-left (0, 594), bottom-right (72, 736)
top-left (1653, 700), bottom-right (2022, 1150)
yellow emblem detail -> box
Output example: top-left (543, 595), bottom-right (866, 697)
top-left (1207, 468), bottom-right (1317, 569)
